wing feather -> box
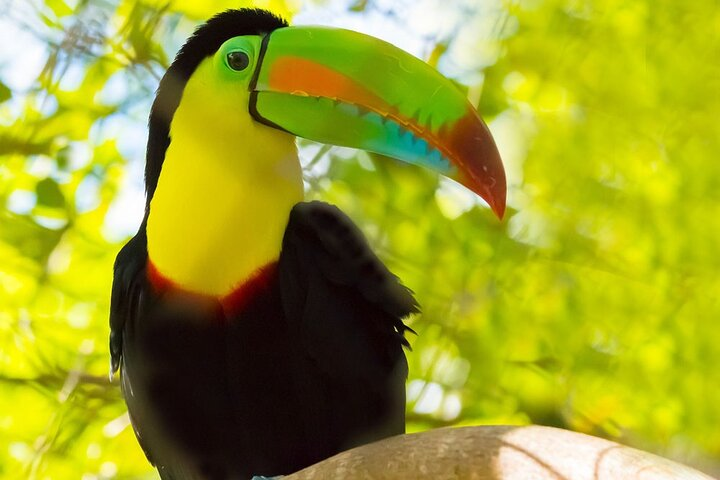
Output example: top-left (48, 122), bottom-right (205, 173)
top-left (279, 201), bottom-right (417, 430)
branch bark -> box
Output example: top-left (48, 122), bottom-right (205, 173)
top-left (287, 426), bottom-right (715, 479)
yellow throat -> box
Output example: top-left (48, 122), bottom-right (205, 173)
top-left (146, 58), bottom-right (303, 296)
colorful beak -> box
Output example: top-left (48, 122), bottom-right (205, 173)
top-left (249, 26), bottom-right (506, 218)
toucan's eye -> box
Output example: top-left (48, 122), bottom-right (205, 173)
top-left (226, 51), bottom-right (250, 71)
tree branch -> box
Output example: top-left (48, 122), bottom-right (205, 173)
top-left (287, 426), bottom-right (714, 479)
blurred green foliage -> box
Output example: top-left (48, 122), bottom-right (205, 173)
top-left (1, 0), bottom-right (718, 478)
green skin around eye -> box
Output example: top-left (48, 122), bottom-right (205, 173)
top-left (215, 36), bottom-right (263, 81)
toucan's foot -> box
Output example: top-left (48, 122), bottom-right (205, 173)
top-left (250, 476), bottom-right (283, 480)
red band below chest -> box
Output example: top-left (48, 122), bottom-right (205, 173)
top-left (146, 259), bottom-right (279, 320)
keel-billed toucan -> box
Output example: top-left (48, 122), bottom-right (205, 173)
top-left (109, 8), bottom-right (505, 480)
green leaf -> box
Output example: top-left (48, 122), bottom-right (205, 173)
top-left (46, 0), bottom-right (72, 18)
top-left (0, 81), bottom-right (10, 103)
top-left (36, 178), bottom-right (66, 208)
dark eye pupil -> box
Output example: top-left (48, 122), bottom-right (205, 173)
top-left (227, 51), bottom-right (250, 71)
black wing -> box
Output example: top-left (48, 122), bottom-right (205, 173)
top-left (278, 201), bottom-right (418, 449)
top-left (109, 229), bottom-right (198, 479)
top-left (108, 228), bottom-right (167, 470)
top-left (109, 229), bottom-right (148, 378)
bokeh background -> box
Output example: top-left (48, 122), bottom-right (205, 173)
top-left (1, 0), bottom-right (718, 478)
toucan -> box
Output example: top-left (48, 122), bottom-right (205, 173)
top-left (109, 8), bottom-right (505, 480)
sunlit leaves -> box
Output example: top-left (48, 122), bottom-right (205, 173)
top-left (35, 177), bottom-right (65, 211)
top-left (115, 0), bottom-right (171, 67)
top-left (162, 0), bottom-right (300, 20)
top-left (0, 81), bottom-right (11, 103)
top-left (0, 0), bottom-right (718, 478)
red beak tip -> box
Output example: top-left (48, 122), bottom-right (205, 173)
top-left (479, 181), bottom-right (506, 221)
top-left (493, 202), bottom-right (506, 220)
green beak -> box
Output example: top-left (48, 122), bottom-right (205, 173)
top-left (249, 26), bottom-right (506, 218)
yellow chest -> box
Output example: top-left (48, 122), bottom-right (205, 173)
top-left (146, 61), bottom-right (303, 296)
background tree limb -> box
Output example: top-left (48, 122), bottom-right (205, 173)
top-left (288, 426), bottom-right (715, 480)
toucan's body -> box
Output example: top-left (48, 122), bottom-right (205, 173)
top-left (113, 205), bottom-right (412, 479)
top-left (110, 8), bottom-right (505, 480)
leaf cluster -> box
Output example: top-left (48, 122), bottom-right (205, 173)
top-left (0, 0), bottom-right (718, 478)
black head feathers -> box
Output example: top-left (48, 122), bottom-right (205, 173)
top-left (165, 9), bottom-right (287, 84)
top-left (144, 9), bottom-right (288, 204)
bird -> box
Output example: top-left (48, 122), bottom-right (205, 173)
top-left (109, 8), bottom-right (505, 480)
